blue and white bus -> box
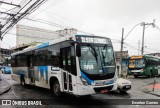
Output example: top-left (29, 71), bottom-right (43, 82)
top-left (11, 35), bottom-right (117, 96)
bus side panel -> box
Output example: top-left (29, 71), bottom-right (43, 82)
top-left (33, 66), bottom-right (51, 89)
top-left (68, 73), bottom-right (78, 95)
top-left (11, 67), bottom-right (28, 83)
top-left (49, 67), bottom-right (63, 91)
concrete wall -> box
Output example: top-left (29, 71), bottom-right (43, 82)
top-left (16, 25), bottom-right (77, 46)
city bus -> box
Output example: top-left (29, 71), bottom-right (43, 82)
top-left (11, 35), bottom-right (117, 96)
top-left (128, 55), bottom-right (160, 78)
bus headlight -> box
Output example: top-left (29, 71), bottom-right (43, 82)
top-left (80, 76), bottom-right (88, 86)
top-left (141, 69), bottom-right (143, 73)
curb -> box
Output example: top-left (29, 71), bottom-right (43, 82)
top-left (141, 83), bottom-right (160, 97)
top-left (143, 90), bottom-right (160, 97)
top-left (148, 92), bottom-right (160, 97)
top-left (0, 80), bottom-right (11, 95)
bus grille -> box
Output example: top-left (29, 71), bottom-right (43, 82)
top-left (94, 85), bottom-right (113, 93)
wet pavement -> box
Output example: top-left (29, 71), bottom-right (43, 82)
top-left (141, 82), bottom-right (160, 97)
top-left (1, 74), bottom-right (160, 108)
top-left (0, 73), bottom-right (11, 95)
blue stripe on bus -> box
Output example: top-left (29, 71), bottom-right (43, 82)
top-left (36, 42), bottom-right (49, 49)
top-left (37, 66), bottom-right (48, 81)
top-left (80, 71), bottom-right (94, 85)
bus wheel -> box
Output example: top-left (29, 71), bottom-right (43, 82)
top-left (52, 80), bottom-right (61, 97)
top-left (134, 75), bottom-right (138, 78)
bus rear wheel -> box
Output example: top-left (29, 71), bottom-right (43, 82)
top-left (52, 80), bottom-right (61, 97)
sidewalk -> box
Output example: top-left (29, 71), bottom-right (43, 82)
top-left (141, 82), bottom-right (160, 97)
top-left (0, 74), bottom-right (11, 95)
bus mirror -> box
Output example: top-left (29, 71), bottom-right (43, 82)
top-left (76, 43), bottom-right (81, 57)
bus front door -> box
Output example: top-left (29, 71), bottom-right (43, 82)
top-left (61, 47), bottom-right (77, 94)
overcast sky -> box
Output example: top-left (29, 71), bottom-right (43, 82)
top-left (1, 0), bottom-right (160, 56)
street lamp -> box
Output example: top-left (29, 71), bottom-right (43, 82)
top-left (121, 23), bottom-right (141, 52)
top-left (141, 19), bottom-right (155, 55)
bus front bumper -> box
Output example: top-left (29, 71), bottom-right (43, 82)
top-left (77, 83), bottom-right (117, 96)
top-left (128, 69), bottom-right (144, 76)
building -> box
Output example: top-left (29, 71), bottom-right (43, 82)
top-left (114, 51), bottom-right (129, 78)
top-left (10, 42), bottom-right (41, 54)
top-left (10, 25), bottom-right (78, 54)
top-left (16, 24), bottom-right (77, 46)
top-left (3, 25), bottom-right (78, 65)
top-left (0, 48), bottom-right (11, 65)
top-left (10, 25), bottom-right (78, 53)
top-left (115, 51), bottom-right (129, 63)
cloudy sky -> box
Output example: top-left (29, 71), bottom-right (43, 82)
top-left (1, 0), bottom-right (160, 55)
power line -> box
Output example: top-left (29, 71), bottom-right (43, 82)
top-left (123, 23), bottom-right (141, 40)
top-left (124, 42), bottom-right (155, 54)
top-left (42, 10), bottom-right (122, 37)
top-left (25, 17), bottom-right (67, 28)
top-left (141, 20), bottom-right (155, 55)
top-left (7, 32), bottom-right (53, 40)
top-left (120, 23), bottom-right (141, 53)
top-left (31, 0), bottom-right (63, 18)
top-left (25, 17), bottom-right (94, 35)
top-left (155, 24), bottom-right (160, 31)
top-left (0, 1), bottom-right (21, 7)
top-left (0, 0), bottom-right (48, 40)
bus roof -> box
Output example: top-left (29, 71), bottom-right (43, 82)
top-left (129, 55), bottom-right (143, 59)
top-left (11, 35), bottom-right (74, 56)
top-left (11, 35), bottom-right (111, 56)
top-left (129, 55), bottom-right (160, 60)
top-left (143, 54), bottom-right (160, 59)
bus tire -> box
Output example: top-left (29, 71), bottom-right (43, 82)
top-left (52, 80), bottom-right (61, 97)
top-left (134, 75), bottom-right (138, 78)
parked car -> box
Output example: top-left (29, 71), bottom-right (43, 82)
top-left (1, 66), bottom-right (11, 74)
top-left (117, 78), bottom-right (131, 93)
top-left (0, 65), bottom-right (3, 70)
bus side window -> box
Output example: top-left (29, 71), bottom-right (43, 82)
top-left (70, 46), bottom-right (77, 76)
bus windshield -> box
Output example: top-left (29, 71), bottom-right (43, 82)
top-left (80, 44), bottom-right (115, 76)
top-left (129, 59), bottom-right (145, 68)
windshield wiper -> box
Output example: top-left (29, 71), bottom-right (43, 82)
top-left (87, 44), bottom-right (98, 64)
top-left (102, 45), bottom-right (107, 58)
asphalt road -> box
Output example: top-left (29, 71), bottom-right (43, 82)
top-left (1, 74), bottom-right (160, 108)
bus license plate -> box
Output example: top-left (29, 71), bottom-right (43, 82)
top-left (101, 90), bottom-right (108, 93)
top-left (126, 85), bottom-right (131, 88)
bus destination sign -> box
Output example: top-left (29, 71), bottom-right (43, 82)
top-left (76, 36), bottom-right (110, 44)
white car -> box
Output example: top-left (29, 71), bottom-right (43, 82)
top-left (117, 78), bottom-right (131, 92)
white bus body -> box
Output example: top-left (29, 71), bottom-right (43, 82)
top-left (11, 35), bottom-right (117, 96)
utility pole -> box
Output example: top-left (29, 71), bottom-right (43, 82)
top-left (120, 28), bottom-right (124, 52)
top-left (141, 22), bottom-right (145, 55)
top-left (141, 19), bottom-right (155, 55)
top-left (138, 40), bottom-right (140, 55)
top-left (119, 28), bottom-right (124, 78)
